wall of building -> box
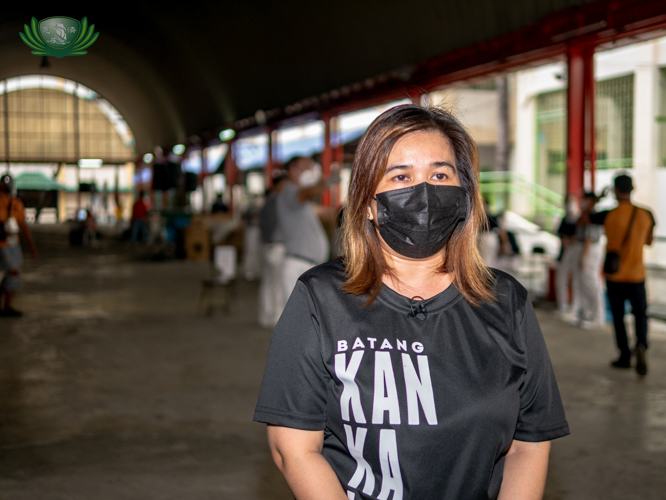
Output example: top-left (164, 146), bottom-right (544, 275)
top-left (511, 36), bottom-right (666, 265)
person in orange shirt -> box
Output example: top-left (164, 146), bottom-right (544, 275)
top-left (604, 174), bottom-right (655, 376)
top-left (0, 174), bottom-right (38, 317)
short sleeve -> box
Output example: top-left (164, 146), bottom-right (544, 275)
top-left (514, 299), bottom-right (570, 442)
top-left (254, 280), bottom-right (329, 430)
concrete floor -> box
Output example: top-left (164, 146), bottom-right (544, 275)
top-left (1, 233), bottom-right (665, 499)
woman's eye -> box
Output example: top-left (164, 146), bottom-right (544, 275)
top-left (433, 173), bottom-right (448, 181)
top-left (393, 174), bottom-right (409, 182)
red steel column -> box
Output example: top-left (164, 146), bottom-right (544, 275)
top-left (334, 138), bottom-right (344, 164)
top-left (265, 127), bottom-right (274, 190)
top-left (333, 116), bottom-right (344, 207)
top-left (321, 112), bottom-right (332, 207)
top-left (567, 44), bottom-right (585, 199)
top-left (200, 142), bottom-right (208, 212)
top-left (583, 46), bottom-right (596, 192)
top-left (225, 140), bottom-right (238, 215)
top-left (226, 140), bottom-right (238, 186)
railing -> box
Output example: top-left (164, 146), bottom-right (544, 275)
top-left (595, 158), bottom-right (633, 169)
top-left (479, 171), bottom-right (565, 219)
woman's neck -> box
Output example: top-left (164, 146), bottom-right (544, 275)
top-left (382, 251), bottom-right (454, 300)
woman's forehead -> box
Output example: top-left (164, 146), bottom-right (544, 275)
top-left (383, 131), bottom-right (455, 168)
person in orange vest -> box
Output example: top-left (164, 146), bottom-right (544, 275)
top-left (604, 174), bottom-right (655, 376)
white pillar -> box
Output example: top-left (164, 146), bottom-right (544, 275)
top-left (511, 70), bottom-right (537, 217)
top-left (632, 40), bottom-right (660, 263)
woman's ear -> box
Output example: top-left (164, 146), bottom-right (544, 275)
top-left (367, 206), bottom-right (374, 221)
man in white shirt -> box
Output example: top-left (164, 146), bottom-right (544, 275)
top-left (277, 156), bottom-right (338, 300)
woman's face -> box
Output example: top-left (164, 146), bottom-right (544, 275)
top-left (368, 130), bottom-right (461, 221)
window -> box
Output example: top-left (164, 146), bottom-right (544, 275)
top-left (595, 74), bottom-right (634, 169)
top-left (0, 75), bottom-right (135, 163)
top-left (536, 90), bottom-right (566, 195)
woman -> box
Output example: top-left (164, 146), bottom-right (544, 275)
top-left (254, 105), bottom-right (569, 500)
top-left (572, 192), bottom-right (606, 328)
top-left (555, 194), bottom-right (581, 320)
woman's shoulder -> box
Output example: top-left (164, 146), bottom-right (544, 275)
top-left (298, 258), bottom-right (347, 289)
top-left (487, 268), bottom-right (529, 307)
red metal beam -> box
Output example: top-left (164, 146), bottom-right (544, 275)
top-left (200, 143), bottom-right (207, 211)
top-left (567, 45), bottom-right (586, 198)
top-left (224, 0), bottom-right (666, 133)
top-left (225, 140), bottom-right (238, 188)
top-left (567, 43), bottom-right (597, 199)
top-left (333, 118), bottom-right (344, 165)
top-left (583, 47), bottom-right (596, 193)
top-left (265, 127), bottom-right (274, 190)
top-left (321, 111), bottom-right (332, 207)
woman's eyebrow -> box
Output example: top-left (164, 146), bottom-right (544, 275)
top-left (431, 161), bottom-right (456, 170)
top-left (384, 164), bottom-right (412, 174)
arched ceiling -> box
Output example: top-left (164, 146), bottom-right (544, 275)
top-left (0, 1), bottom-right (662, 155)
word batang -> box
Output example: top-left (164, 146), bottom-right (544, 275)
top-left (335, 337), bottom-right (437, 499)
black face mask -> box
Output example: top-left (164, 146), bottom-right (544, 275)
top-left (374, 183), bottom-right (468, 259)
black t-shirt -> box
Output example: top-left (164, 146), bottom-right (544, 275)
top-left (254, 260), bottom-right (569, 500)
top-left (557, 217), bottom-right (577, 237)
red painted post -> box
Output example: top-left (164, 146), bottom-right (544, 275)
top-left (321, 112), bottom-right (332, 207)
top-left (331, 117), bottom-right (344, 208)
top-left (583, 46), bottom-right (596, 192)
top-left (334, 140), bottom-right (344, 164)
top-left (200, 142), bottom-right (208, 212)
top-left (265, 127), bottom-right (274, 190)
top-left (567, 44), bottom-right (586, 199)
top-left (272, 128), bottom-right (279, 172)
top-left (225, 140), bottom-right (238, 215)
top-left (226, 141), bottom-right (238, 186)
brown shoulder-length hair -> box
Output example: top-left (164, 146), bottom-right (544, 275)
top-left (341, 104), bottom-right (495, 306)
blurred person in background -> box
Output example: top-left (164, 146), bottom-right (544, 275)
top-left (479, 201), bottom-right (517, 272)
top-left (83, 209), bottom-right (98, 248)
top-left (211, 193), bottom-right (229, 214)
top-left (0, 174), bottom-right (38, 317)
top-left (604, 174), bottom-right (655, 376)
top-left (255, 105), bottom-right (568, 499)
top-left (575, 192), bottom-right (606, 328)
top-left (242, 197), bottom-right (262, 281)
top-left (563, 192), bottom-right (605, 328)
top-left (555, 194), bottom-right (580, 320)
top-left (276, 156), bottom-right (338, 299)
top-left (258, 171), bottom-right (288, 328)
top-left (114, 191), bottom-right (123, 228)
top-left (130, 190), bottom-right (149, 244)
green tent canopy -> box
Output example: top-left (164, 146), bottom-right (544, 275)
top-left (13, 172), bottom-right (67, 191)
